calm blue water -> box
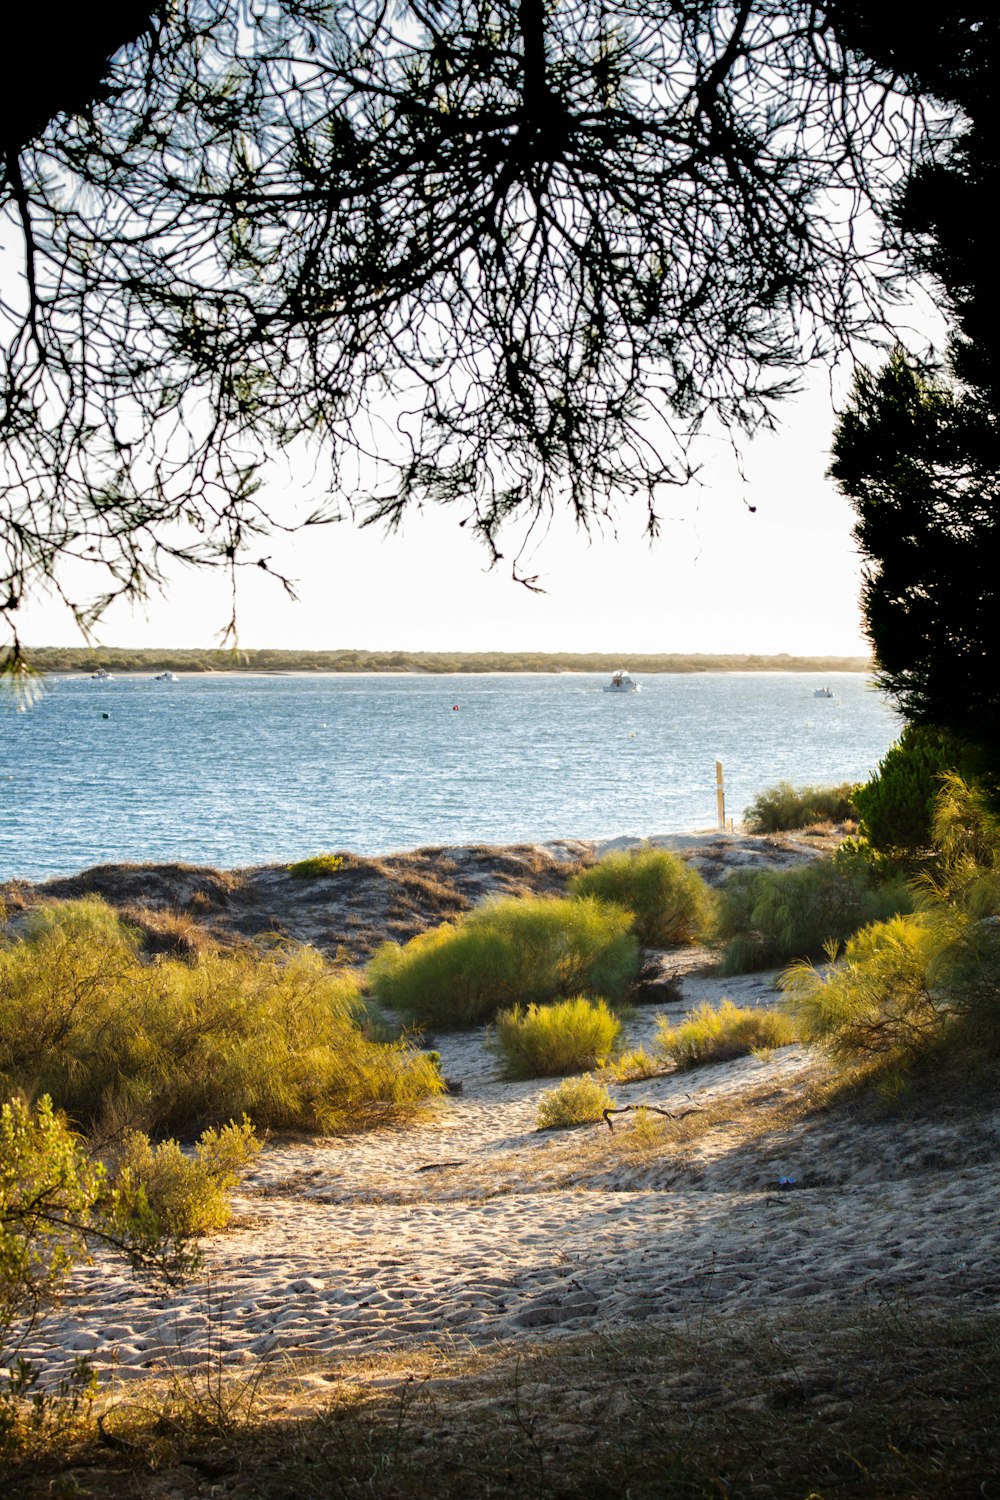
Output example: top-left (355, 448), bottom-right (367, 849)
top-left (0, 673), bottom-right (900, 880)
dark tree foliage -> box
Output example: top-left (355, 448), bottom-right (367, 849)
top-left (829, 5), bottom-right (1000, 404)
top-left (853, 721), bottom-right (977, 854)
top-left (828, 9), bottom-right (1000, 752)
top-left (831, 350), bottom-right (1000, 745)
top-left (0, 2), bottom-right (932, 647)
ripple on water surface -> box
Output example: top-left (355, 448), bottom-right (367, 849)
top-left (0, 672), bottom-right (900, 879)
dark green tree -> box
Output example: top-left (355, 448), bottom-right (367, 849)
top-left (830, 350), bottom-right (1000, 746)
top-left (827, 7), bottom-right (1000, 753)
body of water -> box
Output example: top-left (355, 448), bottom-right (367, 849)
top-left (0, 672), bottom-right (900, 880)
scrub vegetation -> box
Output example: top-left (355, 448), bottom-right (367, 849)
top-left (783, 773), bottom-right (1000, 1081)
top-left (0, 898), bottom-right (443, 1138)
top-left (367, 896), bottom-right (639, 1027)
top-left (713, 856), bottom-right (913, 974)
top-left (287, 853), bottom-right (345, 878)
top-left (569, 847), bottom-right (714, 947)
top-left (655, 1000), bottom-right (798, 1069)
top-left (743, 780), bottom-right (860, 833)
top-left (535, 1074), bottom-right (617, 1130)
top-left (489, 997), bottom-right (622, 1079)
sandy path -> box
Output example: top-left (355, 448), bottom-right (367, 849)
top-left (12, 957), bottom-right (999, 1384)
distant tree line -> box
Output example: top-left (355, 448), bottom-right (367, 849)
top-left (24, 648), bottom-right (871, 676)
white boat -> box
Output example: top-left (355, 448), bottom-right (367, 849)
top-left (603, 669), bottom-right (641, 693)
top-left (153, 671), bottom-right (179, 681)
top-left (90, 667), bottom-right (112, 680)
top-left (813, 686), bottom-right (835, 699)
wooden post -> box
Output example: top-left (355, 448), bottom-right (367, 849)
top-left (716, 760), bottom-right (725, 830)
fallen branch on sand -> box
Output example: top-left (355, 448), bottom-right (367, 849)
top-left (602, 1104), bottom-right (702, 1133)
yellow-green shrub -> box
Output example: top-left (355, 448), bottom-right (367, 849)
top-left (109, 1119), bottom-right (261, 1257)
top-left (536, 1075), bottom-right (616, 1130)
top-left (655, 1000), bottom-right (798, 1069)
top-left (569, 847), bottom-right (715, 947)
top-left (0, 1097), bottom-right (101, 1350)
top-left (713, 859), bottom-right (913, 974)
top-left (489, 997), bottom-right (621, 1079)
top-left (367, 895), bottom-right (639, 1027)
top-left (781, 915), bottom-right (941, 1064)
top-left (744, 781), bottom-right (860, 833)
top-left (0, 899), bottom-right (443, 1137)
top-left (602, 1047), bottom-right (664, 1083)
top-left (287, 853), bottom-right (345, 878)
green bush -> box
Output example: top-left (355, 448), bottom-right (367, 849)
top-left (1, 1098), bottom-right (258, 1376)
top-left (854, 724), bottom-right (973, 854)
top-left (367, 896), bottom-right (639, 1027)
top-left (781, 915), bottom-right (940, 1064)
top-left (108, 1119), bottom-right (261, 1258)
top-left (287, 853), bottom-right (345, 878)
top-left (780, 777), bottom-right (1000, 1078)
top-left (568, 848), bottom-right (715, 947)
top-left (930, 772), bottom-right (1000, 875)
top-left (489, 998), bottom-right (621, 1079)
top-left (536, 1075), bottom-right (616, 1130)
top-left (713, 858), bottom-right (913, 974)
top-left (601, 1047), bottom-right (664, 1083)
top-left (655, 1000), bottom-right (797, 1069)
top-left (0, 1097), bottom-right (102, 1352)
top-left (743, 781), bottom-right (860, 833)
top-left (0, 899), bottom-right (443, 1137)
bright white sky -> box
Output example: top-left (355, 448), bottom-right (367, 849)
top-left (18, 324), bottom-right (941, 656)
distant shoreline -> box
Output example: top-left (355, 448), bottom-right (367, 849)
top-left (23, 648), bottom-right (873, 676)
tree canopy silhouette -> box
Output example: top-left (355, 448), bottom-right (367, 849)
top-left (828, 9), bottom-right (999, 752)
top-left (0, 1), bottom-right (944, 647)
top-left (831, 351), bottom-right (999, 746)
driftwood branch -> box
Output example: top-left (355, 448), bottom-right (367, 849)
top-left (602, 1105), bottom-right (702, 1133)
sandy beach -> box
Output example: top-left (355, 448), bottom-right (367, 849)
top-left (10, 836), bottom-right (998, 1391)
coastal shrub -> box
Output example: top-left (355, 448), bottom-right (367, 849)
top-left (0, 1097), bottom-right (102, 1351)
top-left (930, 772), bottom-right (1000, 877)
top-left (853, 724), bottom-right (974, 854)
top-left (489, 998), bottom-right (621, 1079)
top-left (536, 1075), bottom-right (616, 1130)
top-left (367, 896), bottom-right (639, 1027)
top-left (568, 848), bottom-right (715, 947)
top-left (713, 859), bottom-right (913, 974)
top-left (655, 1000), bottom-right (797, 1070)
top-left (781, 916), bottom-right (940, 1065)
top-left (602, 1047), bottom-right (664, 1083)
top-left (108, 1119), bottom-right (261, 1256)
top-left (781, 779), bottom-right (1000, 1076)
top-left (743, 781), bottom-right (860, 834)
top-left (287, 853), bottom-right (345, 879)
top-left (1, 1099), bottom-right (256, 1370)
top-left (0, 899), bottom-right (443, 1137)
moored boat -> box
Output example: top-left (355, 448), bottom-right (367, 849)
top-left (603, 669), bottom-right (641, 693)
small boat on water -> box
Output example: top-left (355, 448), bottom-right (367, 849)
top-left (603, 669), bottom-right (641, 694)
top-left (90, 668), bottom-right (112, 680)
top-left (153, 671), bottom-right (179, 681)
top-left (813, 686), bottom-right (835, 699)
